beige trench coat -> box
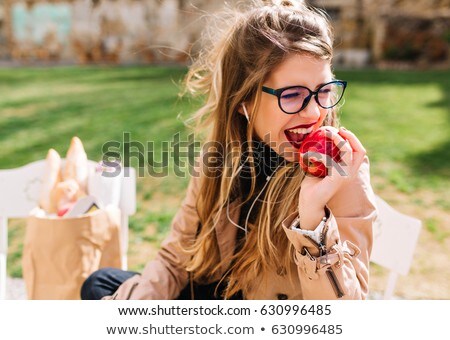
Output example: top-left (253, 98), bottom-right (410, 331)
top-left (108, 156), bottom-right (377, 300)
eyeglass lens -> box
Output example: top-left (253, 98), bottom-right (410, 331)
top-left (280, 82), bottom-right (345, 113)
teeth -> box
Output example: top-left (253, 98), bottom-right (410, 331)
top-left (287, 126), bottom-right (314, 134)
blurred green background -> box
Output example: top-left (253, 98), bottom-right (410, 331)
top-left (1, 66), bottom-right (449, 298)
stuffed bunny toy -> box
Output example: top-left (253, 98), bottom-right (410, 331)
top-left (39, 137), bottom-right (88, 216)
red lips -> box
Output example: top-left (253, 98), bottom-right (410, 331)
top-left (285, 122), bottom-right (316, 130)
top-left (284, 123), bottom-right (317, 149)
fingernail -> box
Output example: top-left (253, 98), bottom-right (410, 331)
top-left (341, 127), bottom-right (347, 131)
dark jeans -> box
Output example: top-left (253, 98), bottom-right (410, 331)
top-left (81, 267), bottom-right (138, 300)
top-left (80, 267), bottom-right (243, 300)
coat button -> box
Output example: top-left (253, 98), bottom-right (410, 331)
top-left (277, 293), bottom-right (288, 300)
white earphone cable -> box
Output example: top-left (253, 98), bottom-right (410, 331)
top-left (226, 160), bottom-right (284, 238)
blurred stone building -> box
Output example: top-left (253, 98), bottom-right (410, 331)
top-left (0, 0), bottom-right (448, 67)
top-left (310, 0), bottom-right (450, 67)
top-left (0, 0), bottom-right (221, 64)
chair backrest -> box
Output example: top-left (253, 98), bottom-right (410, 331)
top-left (371, 195), bottom-right (422, 299)
top-left (0, 159), bottom-right (136, 218)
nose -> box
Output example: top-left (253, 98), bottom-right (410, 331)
top-left (298, 95), bottom-right (321, 119)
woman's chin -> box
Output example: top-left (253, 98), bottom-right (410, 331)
top-left (284, 153), bottom-right (300, 163)
top-left (277, 145), bottom-right (300, 163)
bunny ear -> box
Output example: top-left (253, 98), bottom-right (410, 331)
top-left (39, 148), bottom-right (62, 213)
top-left (64, 136), bottom-right (88, 192)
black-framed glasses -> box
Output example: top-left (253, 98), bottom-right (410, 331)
top-left (261, 80), bottom-right (347, 114)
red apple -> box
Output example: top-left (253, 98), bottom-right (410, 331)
top-left (299, 128), bottom-right (341, 178)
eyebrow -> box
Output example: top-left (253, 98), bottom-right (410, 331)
top-left (314, 81), bottom-right (330, 90)
top-left (281, 79), bottom-right (334, 90)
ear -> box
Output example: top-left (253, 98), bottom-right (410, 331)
top-left (64, 136), bottom-right (88, 192)
top-left (236, 103), bottom-right (245, 115)
top-left (39, 148), bottom-right (62, 213)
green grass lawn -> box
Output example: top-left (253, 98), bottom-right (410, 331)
top-left (1, 66), bottom-right (449, 295)
top-left (337, 69), bottom-right (450, 192)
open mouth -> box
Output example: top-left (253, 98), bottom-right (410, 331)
top-left (284, 123), bottom-right (316, 149)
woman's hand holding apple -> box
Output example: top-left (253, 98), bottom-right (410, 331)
top-left (297, 126), bottom-right (367, 230)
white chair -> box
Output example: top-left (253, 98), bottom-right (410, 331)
top-left (0, 159), bottom-right (136, 300)
top-left (371, 195), bottom-right (422, 299)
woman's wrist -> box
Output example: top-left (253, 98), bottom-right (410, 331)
top-left (298, 205), bottom-right (326, 231)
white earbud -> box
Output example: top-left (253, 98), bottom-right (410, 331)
top-left (241, 103), bottom-right (250, 122)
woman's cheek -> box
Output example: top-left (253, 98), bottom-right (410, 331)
top-left (317, 110), bottom-right (329, 126)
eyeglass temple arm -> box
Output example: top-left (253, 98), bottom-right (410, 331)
top-left (261, 86), bottom-right (277, 95)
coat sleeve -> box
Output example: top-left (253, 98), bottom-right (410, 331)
top-left (110, 172), bottom-right (202, 300)
top-left (282, 156), bottom-right (377, 299)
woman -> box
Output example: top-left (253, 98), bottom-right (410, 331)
top-left (82, 0), bottom-right (377, 300)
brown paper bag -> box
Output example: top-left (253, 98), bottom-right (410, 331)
top-left (22, 207), bottom-right (122, 300)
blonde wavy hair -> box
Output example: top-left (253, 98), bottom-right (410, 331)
top-left (181, 0), bottom-right (338, 298)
